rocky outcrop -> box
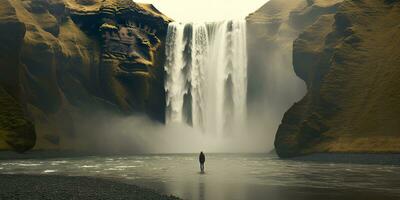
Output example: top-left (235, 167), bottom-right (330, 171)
top-left (0, 86), bottom-right (36, 152)
top-left (269, 0), bottom-right (400, 157)
top-left (0, 0), bottom-right (35, 152)
top-left (246, 0), bottom-right (342, 150)
top-left (0, 0), bottom-right (171, 152)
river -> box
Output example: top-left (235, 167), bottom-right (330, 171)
top-left (1, 153), bottom-right (400, 199)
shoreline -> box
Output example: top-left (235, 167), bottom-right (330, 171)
top-left (0, 174), bottom-right (180, 200)
top-left (1, 174), bottom-right (399, 200)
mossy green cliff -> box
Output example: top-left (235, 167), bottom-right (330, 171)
top-left (0, 0), bottom-right (171, 152)
top-left (249, 0), bottom-right (400, 158)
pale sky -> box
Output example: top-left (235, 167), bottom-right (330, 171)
top-left (136, 0), bottom-right (269, 22)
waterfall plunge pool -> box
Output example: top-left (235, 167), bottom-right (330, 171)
top-left (1, 153), bottom-right (400, 200)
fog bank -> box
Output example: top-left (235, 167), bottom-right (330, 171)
top-left (72, 111), bottom-right (271, 154)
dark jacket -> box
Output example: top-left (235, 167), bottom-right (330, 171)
top-left (199, 152), bottom-right (205, 164)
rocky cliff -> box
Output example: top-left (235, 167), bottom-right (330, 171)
top-left (0, 0), bottom-right (171, 152)
top-left (250, 0), bottom-right (400, 158)
top-left (246, 0), bottom-right (342, 150)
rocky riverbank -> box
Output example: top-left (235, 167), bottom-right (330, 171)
top-left (0, 174), bottom-right (180, 200)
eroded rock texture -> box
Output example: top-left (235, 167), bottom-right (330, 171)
top-left (261, 0), bottom-right (400, 158)
top-left (0, 0), bottom-right (171, 152)
top-left (0, 0), bottom-right (35, 152)
top-left (246, 0), bottom-right (342, 154)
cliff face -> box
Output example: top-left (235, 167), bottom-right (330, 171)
top-left (0, 0), bottom-right (171, 152)
top-left (246, 0), bottom-right (341, 149)
top-left (0, 0), bottom-right (36, 151)
top-left (272, 0), bottom-right (400, 157)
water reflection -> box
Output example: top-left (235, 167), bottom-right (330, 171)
top-left (1, 154), bottom-right (400, 200)
top-left (198, 181), bottom-right (205, 200)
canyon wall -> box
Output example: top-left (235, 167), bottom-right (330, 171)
top-left (246, 0), bottom-right (342, 151)
top-left (0, 0), bottom-right (171, 152)
top-left (249, 0), bottom-right (400, 158)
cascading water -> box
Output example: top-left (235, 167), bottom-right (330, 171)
top-left (165, 20), bottom-right (247, 136)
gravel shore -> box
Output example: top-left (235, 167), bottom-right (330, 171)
top-left (0, 174), bottom-right (181, 200)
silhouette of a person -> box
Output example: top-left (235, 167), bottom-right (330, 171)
top-left (199, 151), bottom-right (205, 172)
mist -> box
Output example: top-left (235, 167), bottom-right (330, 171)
top-left (246, 18), bottom-right (307, 152)
top-left (246, 47), bottom-right (306, 152)
top-left (71, 111), bottom-right (271, 154)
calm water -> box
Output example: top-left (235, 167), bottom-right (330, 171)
top-left (1, 154), bottom-right (400, 200)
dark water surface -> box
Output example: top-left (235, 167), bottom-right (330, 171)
top-left (1, 153), bottom-right (400, 200)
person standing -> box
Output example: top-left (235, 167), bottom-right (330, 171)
top-left (199, 151), bottom-right (205, 173)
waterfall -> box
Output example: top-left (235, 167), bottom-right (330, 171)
top-left (165, 20), bottom-right (247, 136)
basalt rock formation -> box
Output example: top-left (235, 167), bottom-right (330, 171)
top-left (250, 0), bottom-right (400, 158)
top-left (0, 0), bottom-right (171, 152)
